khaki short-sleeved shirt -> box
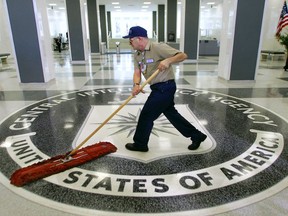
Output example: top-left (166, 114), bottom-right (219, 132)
top-left (134, 41), bottom-right (181, 85)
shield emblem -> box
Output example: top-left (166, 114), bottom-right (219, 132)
top-left (72, 104), bottom-right (216, 163)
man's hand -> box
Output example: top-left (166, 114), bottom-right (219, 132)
top-left (132, 85), bottom-right (145, 96)
top-left (158, 52), bottom-right (188, 71)
top-left (158, 59), bottom-right (170, 71)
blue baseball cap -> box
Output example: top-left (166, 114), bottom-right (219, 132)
top-left (123, 26), bottom-right (148, 38)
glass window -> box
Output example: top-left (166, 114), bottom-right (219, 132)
top-left (111, 12), bottom-right (153, 38)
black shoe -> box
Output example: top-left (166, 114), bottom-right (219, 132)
top-left (188, 134), bottom-right (207, 150)
top-left (125, 143), bottom-right (149, 152)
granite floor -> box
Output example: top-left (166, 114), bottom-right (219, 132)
top-left (0, 50), bottom-right (287, 216)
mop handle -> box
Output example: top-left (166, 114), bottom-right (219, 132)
top-left (68, 69), bottom-right (160, 156)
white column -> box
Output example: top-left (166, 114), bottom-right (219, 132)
top-left (80, 0), bottom-right (88, 61)
top-left (218, 0), bottom-right (238, 80)
top-left (0, 0), bottom-right (12, 54)
top-left (179, 0), bottom-right (186, 52)
top-left (33, 0), bottom-right (55, 82)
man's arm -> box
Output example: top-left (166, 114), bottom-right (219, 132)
top-left (133, 68), bottom-right (142, 85)
top-left (132, 68), bottom-right (142, 96)
top-left (158, 52), bottom-right (187, 71)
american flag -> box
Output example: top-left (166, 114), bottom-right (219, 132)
top-left (276, 1), bottom-right (288, 37)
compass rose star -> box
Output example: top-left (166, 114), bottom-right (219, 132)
top-left (96, 108), bottom-right (179, 137)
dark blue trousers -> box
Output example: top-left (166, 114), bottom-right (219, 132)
top-left (133, 80), bottom-right (202, 148)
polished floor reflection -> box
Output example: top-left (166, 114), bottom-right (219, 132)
top-left (0, 50), bottom-right (287, 216)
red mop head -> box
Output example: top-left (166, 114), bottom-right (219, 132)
top-left (10, 142), bottom-right (117, 187)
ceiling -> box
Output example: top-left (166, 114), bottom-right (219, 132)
top-left (46, 0), bottom-right (223, 12)
top-left (99, 0), bottom-right (167, 12)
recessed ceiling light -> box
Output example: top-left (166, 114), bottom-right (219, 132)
top-left (207, 2), bottom-right (215, 5)
top-left (112, 2), bottom-right (119, 5)
top-left (143, 2), bottom-right (151, 5)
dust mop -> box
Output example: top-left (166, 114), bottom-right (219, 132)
top-left (10, 69), bottom-right (160, 187)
